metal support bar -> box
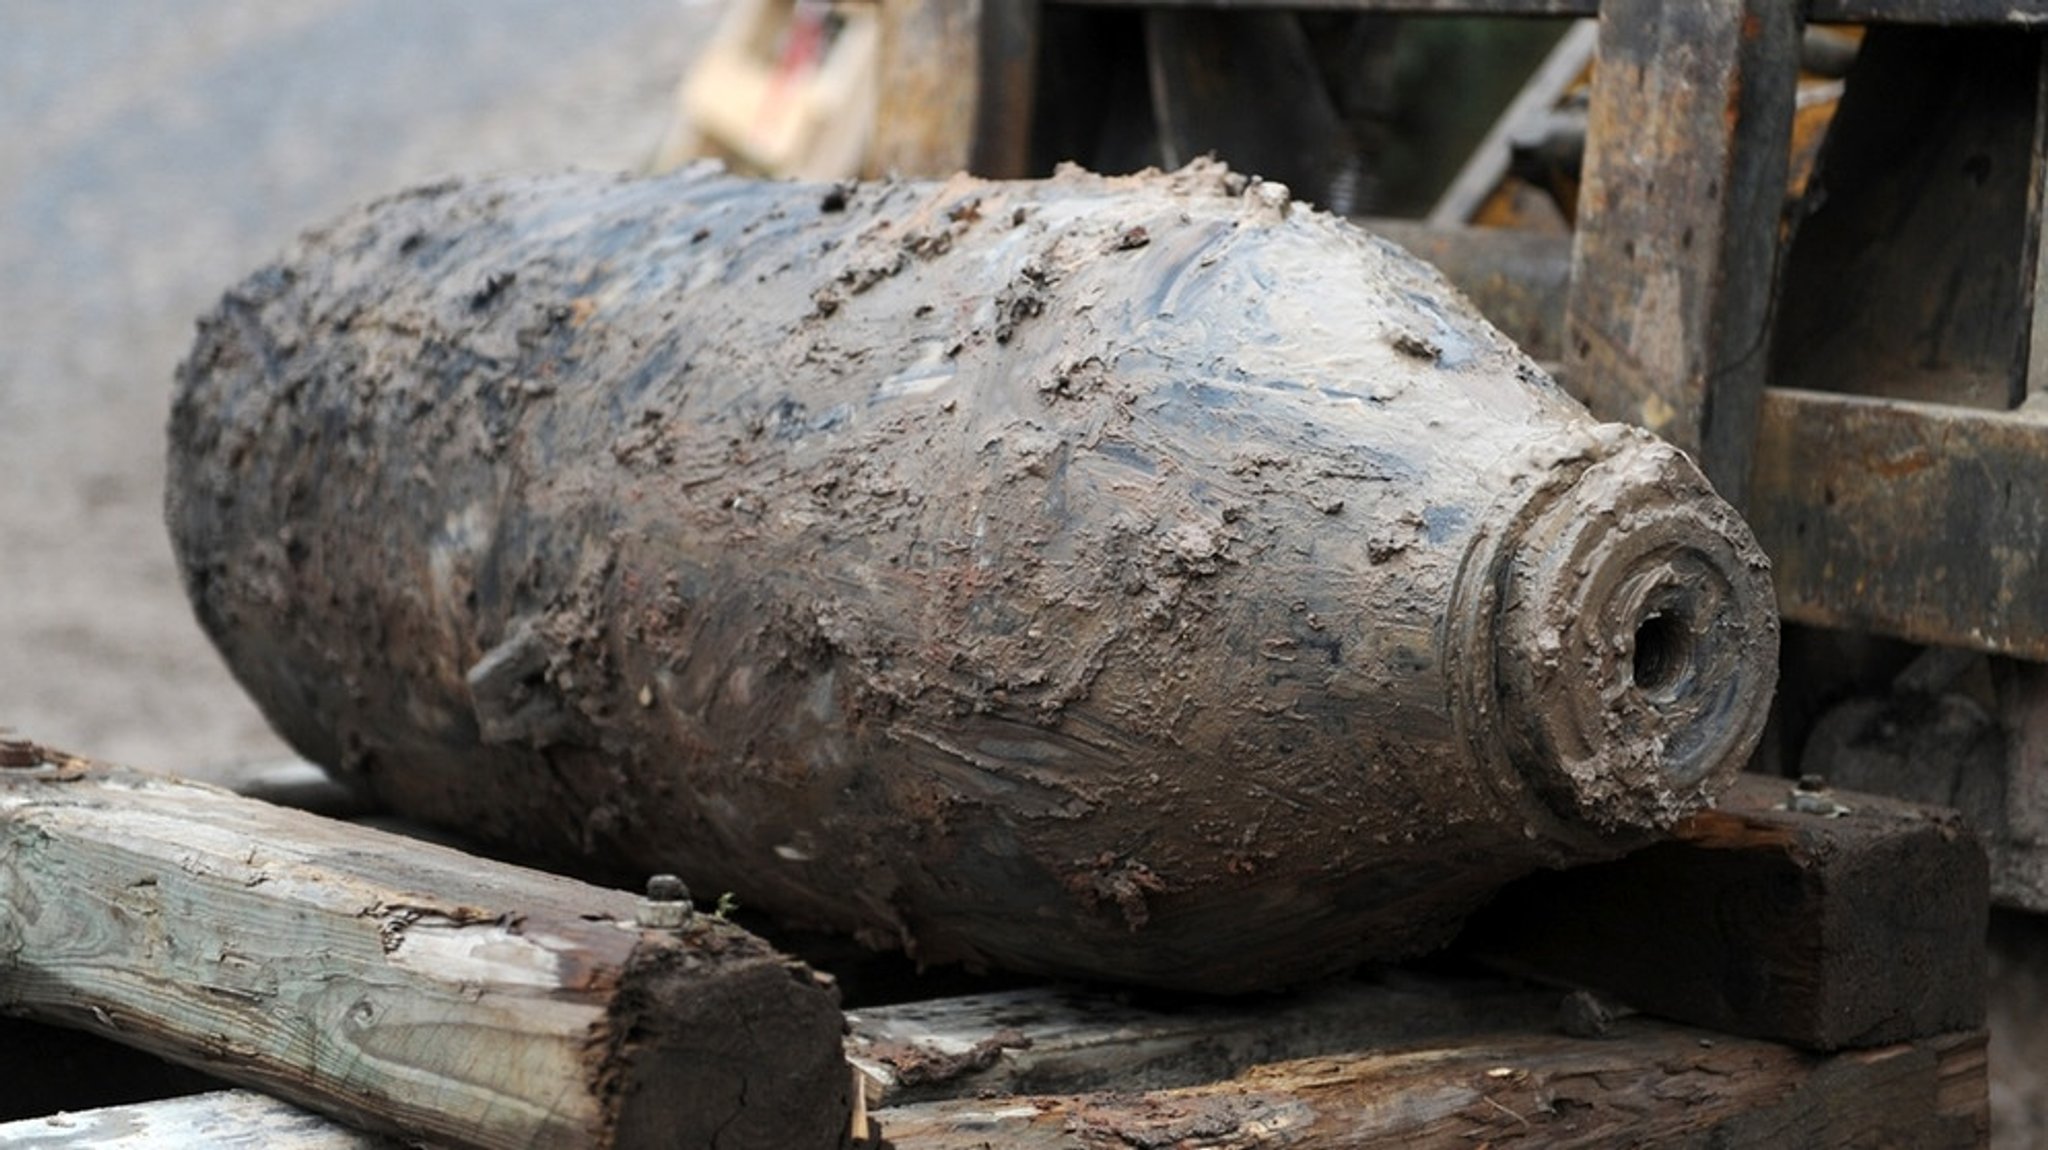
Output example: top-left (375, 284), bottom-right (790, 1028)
top-left (1561, 0), bottom-right (1800, 510)
top-left (1052, 0), bottom-right (2048, 28)
top-left (2027, 48), bottom-right (2048, 403)
top-left (972, 0), bottom-right (1044, 178)
top-left (1747, 390), bottom-right (2048, 660)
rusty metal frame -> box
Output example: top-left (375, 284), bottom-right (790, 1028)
top-left (1055, 0), bottom-right (2047, 26)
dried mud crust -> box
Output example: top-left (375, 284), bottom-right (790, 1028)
top-left (168, 161), bottom-right (1776, 993)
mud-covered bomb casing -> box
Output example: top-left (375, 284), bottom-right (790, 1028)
top-left (168, 162), bottom-right (1777, 993)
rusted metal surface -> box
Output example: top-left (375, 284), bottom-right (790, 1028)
top-left (1143, 10), bottom-right (1364, 213)
top-left (1055, 0), bottom-right (2046, 25)
top-left (1747, 389), bottom-right (2048, 660)
top-left (1562, 0), bottom-right (1800, 511)
top-left (1801, 643), bottom-right (2048, 912)
top-left (168, 164), bottom-right (1776, 993)
top-left (867, 0), bottom-right (984, 179)
top-left (1773, 28), bottom-right (2044, 412)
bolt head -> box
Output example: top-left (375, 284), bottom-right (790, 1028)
top-left (635, 873), bottom-right (693, 931)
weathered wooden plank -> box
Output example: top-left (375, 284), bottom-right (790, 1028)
top-left (1052, 0), bottom-right (2048, 25)
top-left (1458, 774), bottom-right (1988, 1050)
top-left (868, 0), bottom-right (985, 177)
top-left (847, 973), bottom-right (1561, 1108)
top-left (1562, 0), bottom-right (1800, 509)
top-left (0, 1090), bottom-right (399, 1149)
top-left (873, 1027), bottom-right (1988, 1149)
top-left (0, 749), bottom-right (849, 1150)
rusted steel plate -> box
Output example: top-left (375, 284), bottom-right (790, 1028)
top-left (1562, 0), bottom-right (1800, 511)
top-left (1747, 389), bottom-right (2048, 660)
top-left (1772, 28), bottom-right (2043, 413)
top-left (869, 0), bottom-right (985, 179)
top-left (1054, 0), bottom-right (2047, 26)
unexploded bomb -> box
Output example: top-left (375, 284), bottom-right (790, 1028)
top-left (168, 163), bottom-right (1777, 993)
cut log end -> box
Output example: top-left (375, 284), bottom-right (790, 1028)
top-left (0, 752), bottom-right (854, 1150)
top-left (606, 932), bottom-right (852, 1149)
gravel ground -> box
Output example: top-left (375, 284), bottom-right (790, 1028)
top-left (0, 3), bottom-right (2040, 1144)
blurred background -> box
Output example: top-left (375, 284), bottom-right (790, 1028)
top-left (0, 0), bottom-right (723, 780)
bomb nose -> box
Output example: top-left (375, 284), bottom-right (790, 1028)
top-left (1491, 431), bottom-right (1778, 831)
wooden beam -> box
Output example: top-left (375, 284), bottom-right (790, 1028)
top-left (873, 1028), bottom-right (1988, 1149)
top-left (1457, 774), bottom-right (1988, 1050)
top-left (869, 0), bottom-right (1042, 180)
top-left (1771, 28), bottom-right (2042, 412)
top-left (869, 0), bottom-right (985, 177)
top-left (0, 750), bottom-right (849, 1150)
top-left (0, 1090), bottom-right (399, 1149)
top-left (848, 973), bottom-right (1560, 1108)
top-left (847, 968), bottom-right (1985, 1146)
top-left (1562, 0), bottom-right (1799, 509)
